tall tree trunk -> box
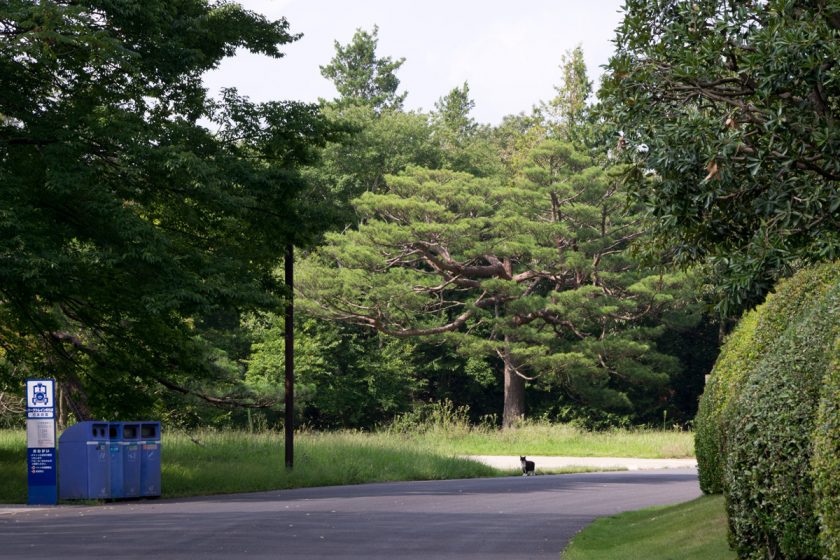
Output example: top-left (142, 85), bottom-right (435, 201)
top-left (502, 337), bottom-right (525, 428)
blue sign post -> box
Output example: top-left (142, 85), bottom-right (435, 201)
top-left (26, 378), bottom-right (57, 505)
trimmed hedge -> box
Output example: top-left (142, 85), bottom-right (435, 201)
top-left (694, 263), bottom-right (840, 495)
top-left (724, 282), bottom-right (838, 559)
top-left (812, 338), bottom-right (840, 559)
top-left (694, 310), bottom-right (758, 494)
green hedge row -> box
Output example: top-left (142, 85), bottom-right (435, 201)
top-left (694, 263), bottom-right (840, 494)
top-left (694, 262), bottom-right (839, 559)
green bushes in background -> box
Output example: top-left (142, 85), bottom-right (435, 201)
top-left (694, 263), bottom-right (839, 559)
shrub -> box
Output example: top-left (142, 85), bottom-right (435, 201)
top-left (812, 337), bottom-right (840, 559)
top-left (724, 279), bottom-right (839, 559)
top-left (694, 310), bottom-right (758, 494)
top-left (695, 263), bottom-right (840, 495)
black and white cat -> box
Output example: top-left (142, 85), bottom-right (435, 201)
top-left (520, 456), bottom-right (535, 476)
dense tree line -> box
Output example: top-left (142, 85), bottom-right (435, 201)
top-left (0, 2), bottom-right (724, 430)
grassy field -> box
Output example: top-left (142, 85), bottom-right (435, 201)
top-left (404, 423), bottom-right (694, 458)
top-left (0, 429), bottom-right (499, 503)
top-left (162, 430), bottom-right (501, 497)
top-left (0, 430), bottom-right (25, 504)
top-left (561, 495), bottom-right (736, 560)
top-left (0, 424), bottom-right (694, 503)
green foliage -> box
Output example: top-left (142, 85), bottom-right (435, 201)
top-left (725, 280), bottom-right (839, 559)
top-left (431, 82), bottom-right (502, 177)
top-left (299, 140), bottom-right (692, 426)
top-left (694, 310), bottom-right (758, 494)
top-left (0, 429), bottom-right (25, 503)
top-left (693, 262), bottom-right (840, 560)
top-left (812, 337), bottom-right (840, 559)
top-left (245, 316), bottom-right (422, 429)
top-left (492, 112), bottom-right (549, 180)
top-left (385, 399), bottom-right (474, 435)
top-left (319, 25), bottom-right (407, 111)
top-left (542, 45), bottom-right (593, 145)
top-left (602, 0), bottom-right (840, 312)
top-left (0, 1), bottom-right (332, 418)
top-left (316, 104), bottom-right (441, 200)
top-left (387, 420), bottom-right (694, 459)
top-left (433, 82), bottom-right (477, 138)
top-left (653, 314), bottom-right (719, 425)
top-left (695, 263), bottom-right (840, 494)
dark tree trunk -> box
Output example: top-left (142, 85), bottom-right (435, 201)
top-left (502, 337), bottom-right (525, 428)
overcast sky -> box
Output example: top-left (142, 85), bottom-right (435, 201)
top-left (203, 0), bottom-right (626, 125)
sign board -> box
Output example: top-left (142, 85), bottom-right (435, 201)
top-left (27, 379), bottom-right (55, 419)
top-left (26, 379), bottom-right (57, 505)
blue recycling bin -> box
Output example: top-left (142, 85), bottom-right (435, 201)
top-left (108, 423), bottom-right (124, 499)
top-left (116, 423), bottom-right (141, 498)
top-left (139, 422), bottom-right (161, 497)
top-left (107, 422), bottom-right (142, 499)
top-left (58, 421), bottom-right (111, 500)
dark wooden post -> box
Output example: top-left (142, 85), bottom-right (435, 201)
top-left (284, 244), bottom-right (294, 469)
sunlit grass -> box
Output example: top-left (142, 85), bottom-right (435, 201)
top-left (0, 429), bottom-right (498, 503)
top-left (0, 430), bottom-right (25, 503)
top-left (562, 495), bottom-right (735, 560)
top-left (0, 423), bottom-right (693, 504)
top-left (384, 421), bottom-right (694, 458)
top-left (161, 429), bottom-right (499, 497)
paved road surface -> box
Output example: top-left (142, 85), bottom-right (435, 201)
top-left (0, 469), bottom-right (700, 559)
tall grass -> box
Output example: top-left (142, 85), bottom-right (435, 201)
top-left (383, 403), bottom-right (694, 458)
top-left (0, 416), bottom-right (693, 504)
top-left (0, 429), bottom-right (498, 503)
top-left (162, 429), bottom-right (498, 497)
top-left (415, 423), bottom-right (694, 458)
top-left (0, 430), bottom-right (25, 503)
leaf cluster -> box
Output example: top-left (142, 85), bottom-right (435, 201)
top-left (0, 0), bottom-right (329, 417)
top-left (601, 0), bottom-right (840, 312)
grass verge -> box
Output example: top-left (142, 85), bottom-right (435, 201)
top-left (0, 429), bottom-right (498, 503)
top-left (561, 495), bottom-right (735, 560)
top-left (0, 423), bottom-right (693, 504)
top-left (386, 423), bottom-right (694, 458)
top-left (162, 430), bottom-right (499, 498)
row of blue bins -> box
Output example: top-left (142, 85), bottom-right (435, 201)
top-left (58, 421), bottom-right (161, 500)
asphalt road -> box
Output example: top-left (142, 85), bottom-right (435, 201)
top-left (0, 468), bottom-right (700, 559)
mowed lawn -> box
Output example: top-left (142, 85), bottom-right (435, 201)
top-left (562, 494), bottom-right (735, 560)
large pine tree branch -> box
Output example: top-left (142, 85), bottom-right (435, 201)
top-left (414, 242), bottom-right (509, 279)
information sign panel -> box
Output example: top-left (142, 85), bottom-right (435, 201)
top-left (26, 379), bottom-right (57, 505)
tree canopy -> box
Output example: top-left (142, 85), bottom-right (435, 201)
top-left (319, 25), bottom-right (407, 112)
top-left (298, 140), bottom-right (687, 426)
top-left (602, 0), bottom-right (840, 311)
top-left (0, 0), bottom-right (330, 419)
